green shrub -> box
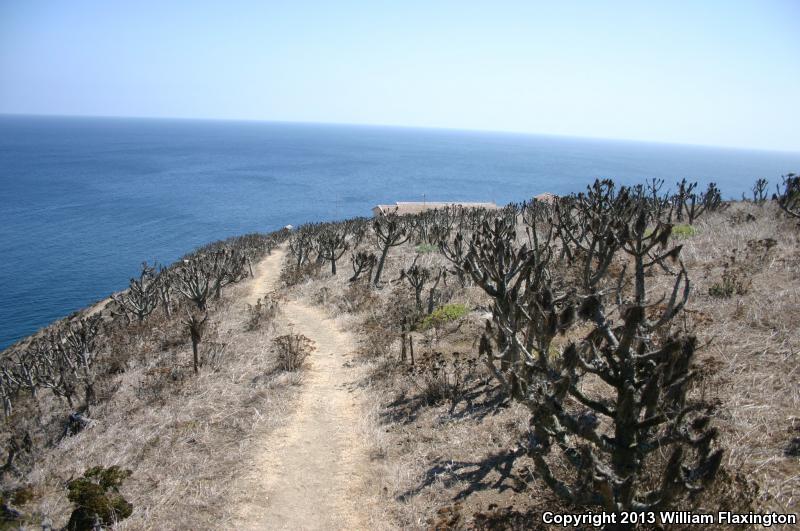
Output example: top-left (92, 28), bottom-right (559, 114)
top-left (66, 466), bottom-right (133, 531)
top-left (415, 243), bottom-right (439, 254)
top-left (644, 224), bottom-right (696, 239)
top-left (419, 303), bottom-right (468, 330)
top-left (672, 224), bottom-right (697, 238)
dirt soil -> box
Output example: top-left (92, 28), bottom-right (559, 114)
top-left (233, 247), bottom-right (372, 530)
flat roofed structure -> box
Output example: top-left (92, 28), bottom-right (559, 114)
top-left (533, 192), bottom-right (558, 204)
top-left (372, 201), bottom-right (498, 217)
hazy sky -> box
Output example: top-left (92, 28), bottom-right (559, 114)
top-left (1, 0), bottom-right (798, 151)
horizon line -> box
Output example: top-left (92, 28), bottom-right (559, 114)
top-left (2, 111), bottom-right (800, 156)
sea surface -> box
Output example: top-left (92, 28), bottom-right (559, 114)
top-left (1, 115), bottom-right (799, 349)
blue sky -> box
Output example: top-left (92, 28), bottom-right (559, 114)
top-left (1, 0), bottom-right (798, 151)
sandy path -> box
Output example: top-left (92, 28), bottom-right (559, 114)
top-left (245, 248), bottom-right (287, 305)
top-left (233, 247), bottom-right (370, 530)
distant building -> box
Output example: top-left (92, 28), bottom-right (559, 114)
top-left (532, 192), bottom-right (558, 204)
top-left (371, 201), bottom-right (498, 217)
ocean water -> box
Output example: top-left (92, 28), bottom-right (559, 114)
top-left (1, 115), bottom-right (799, 349)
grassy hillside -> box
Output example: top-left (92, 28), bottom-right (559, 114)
top-left (2, 177), bottom-right (799, 530)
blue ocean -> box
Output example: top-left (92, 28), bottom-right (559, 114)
top-left (1, 115), bottom-right (799, 349)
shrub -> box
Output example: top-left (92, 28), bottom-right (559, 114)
top-left (340, 282), bottom-right (378, 313)
top-left (360, 314), bottom-right (396, 358)
top-left (280, 261), bottom-right (321, 287)
top-left (0, 484), bottom-right (35, 527)
top-left (409, 352), bottom-right (477, 413)
top-left (708, 266), bottom-right (751, 298)
top-left (273, 334), bottom-right (315, 371)
top-left (134, 366), bottom-right (183, 404)
top-left (745, 238), bottom-right (777, 264)
top-left (419, 304), bottom-right (468, 330)
top-left (647, 224), bottom-right (698, 239)
top-left (729, 211), bottom-right (757, 225)
top-left (245, 296), bottom-right (279, 331)
top-left (9, 485), bottom-right (34, 506)
top-left (415, 243), bottom-right (438, 254)
top-left (66, 466), bottom-right (133, 531)
top-left (203, 342), bottom-right (228, 371)
top-left (358, 287), bottom-right (418, 359)
top-left (671, 223), bottom-right (697, 238)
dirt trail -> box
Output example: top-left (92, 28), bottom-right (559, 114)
top-left (233, 247), bottom-right (371, 530)
top-left (245, 248), bottom-right (287, 305)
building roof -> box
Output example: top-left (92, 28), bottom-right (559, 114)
top-left (372, 201), bottom-right (498, 216)
top-left (532, 192), bottom-right (558, 204)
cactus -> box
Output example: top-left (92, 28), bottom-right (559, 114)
top-left (349, 251), bottom-right (376, 283)
top-left (54, 316), bottom-right (101, 405)
top-left (373, 214), bottom-right (410, 286)
top-left (0, 317), bottom-right (100, 412)
top-left (0, 370), bottom-right (15, 416)
top-left (209, 248), bottom-right (248, 299)
top-left (751, 178), bottom-right (769, 203)
top-left (174, 259), bottom-right (212, 310)
top-left (672, 178), bottom-right (696, 222)
top-left (411, 207), bottom-right (455, 245)
top-left (32, 337), bottom-right (78, 408)
top-left (445, 184), bottom-right (722, 518)
top-left (288, 229), bottom-right (316, 267)
top-left (111, 262), bottom-right (158, 322)
top-left (183, 311), bottom-right (208, 375)
top-left (315, 227), bottom-right (349, 275)
top-left (777, 173), bottom-right (800, 219)
top-left (155, 265), bottom-right (174, 317)
top-left (399, 256), bottom-right (430, 313)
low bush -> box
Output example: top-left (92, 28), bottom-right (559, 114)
top-left (280, 261), bottom-right (321, 287)
top-left (745, 237), bottom-right (778, 264)
top-left (409, 351), bottom-right (477, 413)
top-left (0, 485), bottom-right (35, 527)
top-left (419, 303), bottom-right (468, 330)
top-left (415, 243), bottom-right (438, 254)
top-left (339, 282), bottom-right (378, 313)
top-left (671, 223), bottom-right (697, 238)
top-left (66, 466), bottom-right (133, 531)
top-left (644, 223), bottom-right (697, 239)
top-left (358, 286), bottom-right (418, 358)
top-left (729, 211), bottom-right (757, 225)
top-left (245, 296), bottom-right (279, 331)
top-left (202, 341), bottom-right (228, 371)
top-left (709, 265), bottom-right (751, 298)
top-left (273, 334), bottom-right (315, 371)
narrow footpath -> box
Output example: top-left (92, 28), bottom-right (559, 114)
top-left (233, 246), bottom-right (370, 530)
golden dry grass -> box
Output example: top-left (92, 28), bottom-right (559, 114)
top-left (3, 263), bottom-right (305, 529)
top-left (296, 201), bottom-right (800, 529)
top-left (3, 200), bottom-right (799, 530)
top-left (680, 202), bottom-right (800, 514)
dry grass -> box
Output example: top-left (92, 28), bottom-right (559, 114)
top-left (3, 273), bottom-right (304, 529)
top-left (681, 202), bottom-right (800, 514)
top-left (4, 201), bottom-right (799, 529)
top-left (294, 201), bottom-right (800, 529)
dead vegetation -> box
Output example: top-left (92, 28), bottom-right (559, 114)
top-left (2, 176), bottom-right (799, 529)
top-left (280, 176), bottom-right (799, 529)
top-left (272, 334), bottom-right (315, 372)
top-left (0, 231), bottom-right (306, 529)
